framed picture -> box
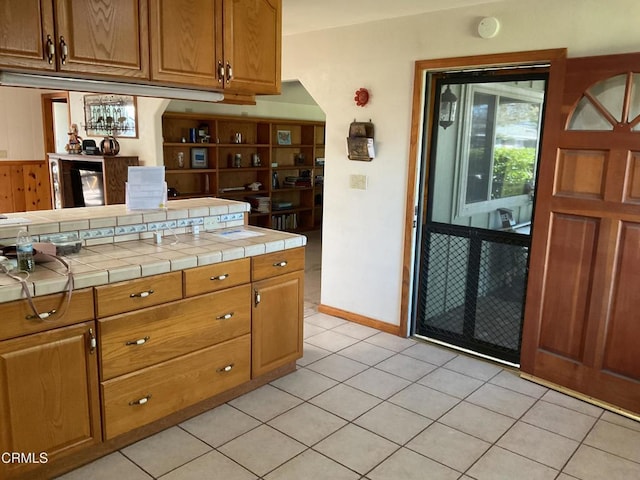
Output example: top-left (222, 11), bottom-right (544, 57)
top-left (277, 130), bottom-right (292, 145)
top-left (83, 94), bottom-right (138, 138)
top-left (191, 148), bottom-right (208, 168)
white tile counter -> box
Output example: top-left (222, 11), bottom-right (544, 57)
top-left (0, 198), bottom-right (306, 302)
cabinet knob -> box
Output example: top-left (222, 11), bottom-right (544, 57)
top-left (129, 394), bottom-right (152, 406)
top-left (126, 336), bottom-right (150, 346)
top-left (210, 274), bottom-right (229, 281)
top-left (130, 289), bottom-right (154, 298)
top-left (215, 312), bottom-right (234, 320)
top-left (217, 363), bottom-right (234, 373)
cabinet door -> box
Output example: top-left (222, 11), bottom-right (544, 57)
top-left (0, 0), bottom-right (56, 70)
top-left (54, 0), bottom-right (149, 78)
top-left (252, 270), bottom-right (303, 376)
top-left (0, 322), bottom-right (101, 478)
top-left (223, 0), bottom-right (281, 94)
top-left (150, 0), bottom-right (222, 87)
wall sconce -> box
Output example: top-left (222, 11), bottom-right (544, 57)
top-left (439, 85), bottom-right (458, 129)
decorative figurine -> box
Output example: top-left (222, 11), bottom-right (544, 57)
top-left (65, 123), bottom-right (82, 154)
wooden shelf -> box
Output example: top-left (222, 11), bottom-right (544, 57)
top-left (162, 113), bottom-right (325, 233)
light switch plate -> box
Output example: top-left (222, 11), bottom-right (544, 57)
top-left (350, 174), bottom-right (367, 190)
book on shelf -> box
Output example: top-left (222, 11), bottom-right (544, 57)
top-left (271, 213), bottom-right (298, 230)
top-left (283, 176), bottom-right (312, 188)
top-left (245, 195), bottom-right (270, 213)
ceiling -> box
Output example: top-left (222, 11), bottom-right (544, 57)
top-left (282, 0), bottom-right (512, 36)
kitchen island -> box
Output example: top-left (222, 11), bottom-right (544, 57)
top-left (0, 198), bottom-right (305, 480)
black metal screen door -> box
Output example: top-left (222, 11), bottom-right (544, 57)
top-left (413, 71), bottom-right (547, 365)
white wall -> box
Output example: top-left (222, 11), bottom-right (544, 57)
top-left (0, 87), bottom-right (45, 160)
top-left (281, 0), bottom-right (640, 328)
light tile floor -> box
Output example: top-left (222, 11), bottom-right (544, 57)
top-left (57, 231), bottom-right (640, 480)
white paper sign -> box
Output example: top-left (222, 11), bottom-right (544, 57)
top-left (126, 166), bottom-right (167, 210)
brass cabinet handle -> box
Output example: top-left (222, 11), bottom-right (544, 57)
top-left (130, 289), bottom-right (154, 298)
top-left (217, 60), bottom-right (225, 83)
top-left (129, 394), bottom-right (152, 406)
top-left (26, 309), bottom-right (57, 320)
top-left (216, 312), bottom-right (234, 320)
top-left (254, 289), bottom-right (261, 306)
top-left (273, 261), bottom-right (287, 267)
top-left (217, 363), bottom-right (234, 373)
top-left (45, 35), bottom-right (55, 64)
top-left (59, 36), bottom-right (68, 65)
top-left (210, 274), bottom-right (229, 281)
top-left (126, 336), bottom-right (150, 346)
top-left (226, 62), bottom-right (233, 83)
top-left (88, 328), bottom-right (96, 354)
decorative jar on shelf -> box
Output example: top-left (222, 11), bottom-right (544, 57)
top-left (100, 136), bottom-right (120, 156)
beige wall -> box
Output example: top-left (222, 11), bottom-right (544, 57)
top-left (281, 0), bottom-right (640, 329)
top-left (0, 87), bottom-right (46, 160)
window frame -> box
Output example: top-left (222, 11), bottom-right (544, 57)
top-left (456, 83), bottom-right (544, 219)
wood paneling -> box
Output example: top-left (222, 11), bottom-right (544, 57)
top-left (624, 152), bottom-right (640, 203)
top-left (555, 150), bottom-right (607, 198)
top-left (603, 221), bottom-right (640, 379)
top-left (539, 214), bottom-right (598, 360)
top-left (0, 160), bottom-right (52, 212)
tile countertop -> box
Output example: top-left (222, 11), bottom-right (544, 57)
top-left (0, 198), bottom-right (306, 303)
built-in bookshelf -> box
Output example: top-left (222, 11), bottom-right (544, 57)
top-left (162, 113), bottom-right (325, 232)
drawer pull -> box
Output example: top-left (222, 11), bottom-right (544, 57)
top-left (211, 273), bottom-right (229, 281)
top-left (273, 261), bottom-right (288, 267)
top-left (216, 312), bottom-right (234, 320)
top-left (217, 363), bottom-right (234, 373)
top-left (130, 289), bottom-right (154, 298)
top-left (126, 336), bottom-right (150, 346)
top-left (26, 309), bottom-right (57, 320)
top-left (129, 394), bottom-right (152, 406)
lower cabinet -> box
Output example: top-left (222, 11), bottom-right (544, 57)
top-left (0, 321), bottom-right (101, 479)
top-left (251, 249), bottom-right (304, 377)
top-left (0, 247), bottom-right (304, 478)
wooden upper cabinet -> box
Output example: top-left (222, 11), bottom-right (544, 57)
top-left (149, 0), bottom-right (222, 87)
top-left (0, 0), bottom-right (149, 78)
top-left (55, 0), bottom-right (149, 78)
top-left (0, 0), bottom-right (56, 70)
top-left (223, 0), bottom-right (281, 95)
top-left (150, 0), bottom-right (281, 94)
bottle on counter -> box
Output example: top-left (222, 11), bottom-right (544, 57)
top-left (16, 228), bottom-right (35, 272)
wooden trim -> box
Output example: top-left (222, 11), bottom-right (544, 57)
top-left (400, 48), bottom-right (568, 343)
top-left (40, 92), bottom-right (70, 160)
top-left (318, 304), bottom-right (401, 336)
top-left (520, 372), bottom-right (640, 422)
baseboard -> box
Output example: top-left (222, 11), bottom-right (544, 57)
top-left (318, 304), bottom-right (402, 336)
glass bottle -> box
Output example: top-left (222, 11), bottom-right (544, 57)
top-left (16, 229), bottom-right (35, 272)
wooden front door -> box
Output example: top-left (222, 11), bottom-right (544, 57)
top-left (521, 52), bottom-right (640, 415)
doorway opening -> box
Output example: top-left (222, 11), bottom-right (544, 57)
top-left (412, 67), bottom-right (549, 365)
top-left (41, 92), bottom-right (70, 157)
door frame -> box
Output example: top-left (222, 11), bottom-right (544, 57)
top-left (41, 91), bottom-right (70, 159)
top-left (400, 49), bottom-right (567, 337)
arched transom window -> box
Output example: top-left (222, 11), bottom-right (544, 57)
top-left (568, 73), bottom-right (640, 131)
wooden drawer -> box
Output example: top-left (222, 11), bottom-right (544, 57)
top-left (101, 334), bottom-right (251, 440)
top-left (94, 271), bottom-right (182, 318)
top-left (251, 247), bottom-right (305, 281)
top-left (183, 258), bottom-right (250, 297)
top-left (0, 288), bottom-right (95, 341)
top-left (98, 285), bottom-right (251, 379)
